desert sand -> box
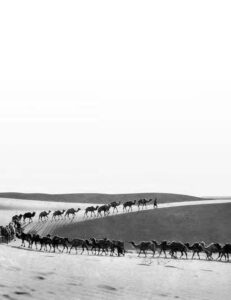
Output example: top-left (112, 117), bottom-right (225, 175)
top-left (0, 241), bottom-right (230, 300)
top-left (0, 197), bottom-right (231, 299)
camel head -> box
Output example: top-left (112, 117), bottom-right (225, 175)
top-left (76, 208), bottom-right (81, 212)
top-left (95, 206), bottom-right (99, 209)
top-left (62, 210), bottom-right (65, 213)
top-left (32, 212), bottom-right (36, 216)
top-left (152, 240), bottom-right (158, 246)
top-left (199, 241), bottom-right (206, 247)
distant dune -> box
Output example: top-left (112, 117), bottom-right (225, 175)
top-left (53, 203), bottom-right (231, 246)
top-left (0, 192), bottom-right (202, 204)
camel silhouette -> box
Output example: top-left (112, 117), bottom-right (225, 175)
top-left (185, 242), bottom-right (203, 259)
top-left (39, 210), bottom-right (51, 221)
top-left (168, 241), bottom-right (188, 259)
top-left (200, 242), bottom-right (222, 260)
top-left (218, 244), bottom-right (231, 261)
top-left (52, 210), bottom-right (65, 221)
top-left (129, 241), bottom-right (151, 257)
top-left (137, 199), bottom-right (152, 210)
top-left (97, 205), bottom-right (111, 217)
top-left (110, 201), bottom-right (121, 213)
top-left (84, 206), bottom-right (99, 217)
top-left (65, 208), bottom-right (81, 219)
top-left (23, 212), bottom-right (36, 223)
top-left (123, 200), bottom-right (136, 212)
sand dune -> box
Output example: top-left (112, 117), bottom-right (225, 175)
top-left (22, 199), bottom-right (231, 237)
top-left (0, 241), bottom-right (230, 300)
top-left (1, 198), bottom-right (231, 299)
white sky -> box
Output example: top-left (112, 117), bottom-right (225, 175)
top-left (0, 1), bottom-right (231, 196)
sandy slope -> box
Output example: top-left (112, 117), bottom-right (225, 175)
top-left (1, 199), bottom-right (231, 299)
top-left (0, 241), bottom-right (230, 300)
top-left (22, 199), bottom-right (231, 236)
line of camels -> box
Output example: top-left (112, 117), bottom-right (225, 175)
top-left (14, 230), bottom-right (231, 261)
top-left (12, 198), bottom-right (158, 223)
top-left (8, 214), bottom-right (231, 262)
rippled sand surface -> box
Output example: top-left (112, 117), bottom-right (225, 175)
top-left (0, 241), bottom-right (231, 300)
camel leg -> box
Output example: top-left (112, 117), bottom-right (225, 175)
top-left (138, 250), bottom-right (141, 257)
top-left (192, 251), bottom-right (195, 259)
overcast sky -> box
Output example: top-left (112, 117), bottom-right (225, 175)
top-left (0, 1), bottom-right (231, 196)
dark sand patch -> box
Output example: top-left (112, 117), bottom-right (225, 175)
top-left (165, 265), bottom-right (184, 270)
top-left (2, 295), bottom-right (17, 300)
top-left (98, 284), bottom-right (117, 291)
top-left (14, 291), bottom-right (31, 296)
top-left (36, 276), bottom-right (45, 280)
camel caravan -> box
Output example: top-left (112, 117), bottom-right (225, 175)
top-left (1, 198), bottom-right (230, 262)
top-left (11, 198), bottom-right (159, 225)
top-left (11, 226), bottom-right (231, 261)
top-left (128, 240), bottom-right (231, 261)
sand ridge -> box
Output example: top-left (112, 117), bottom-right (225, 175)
top-left (0, 241), bottom-right (230, 300)
top-left (21, 199), bottom-right (231, 236)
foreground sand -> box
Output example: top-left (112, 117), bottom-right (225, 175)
top-left (0, 241), bottom-right (230, 300)
top-left (1, 198), bottom-right (231, 299)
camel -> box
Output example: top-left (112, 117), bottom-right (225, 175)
top-left (84, 206), bottom-right (99, 217)
top-left (65, 208), bottom-right (81, 219)
top-left (218, 244), bottom-right (231, 261)
top-left (23, 212), bottom-right (36, 223)
top-left (129, 241), bottom-right (152, 257)
top-left (185, 242), bottom-right (204, 259)
top-left (39, 210), bottom-right (51, 221)
top-left (137, 199), bottom-right (152, 210)
top-left (31, 234), bottom-right (41, 250)
top-left (123, 200), bottom-right (136, 212)
top-left (0, 226), bottom-right (11, 243)
top-left (110, 201), bottom-right (121, 213)
top-left (110, 240), bottom-right (125, 256)
top-left (51, 235), bottom-right (69, 253)
top-left (89, 237), bottom-right (112, 255)
top-left (152, 240), bottom-right (171, 258)
top-left (97, 204), bottom-right (111, 217)
top-left (68, 238), bottom-right (89, 254)
top-left (8, 222), bottom-right (16, 241)
top-left (12, 214), bottom-right (23, 224)
top-left (168, 241), bottom-right (188, 259)
top-left (52, 210), bottom-right (65, 221)
top-left (16, 231), bottom-right (33, 248)
top-left (200, 242), bottom-right (222, 260)
top-left (39, 235), bottom-right (53, 252)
